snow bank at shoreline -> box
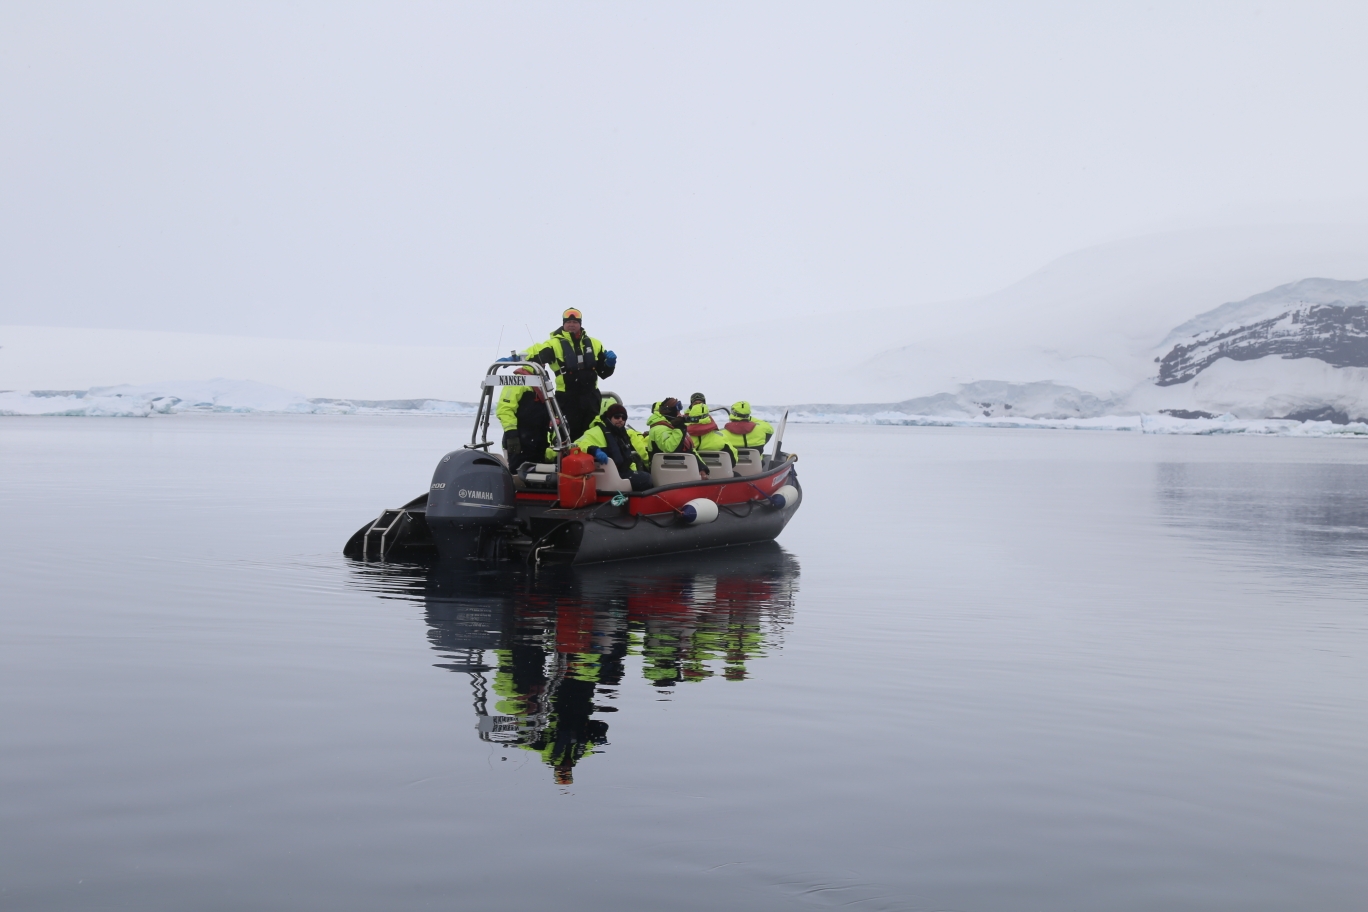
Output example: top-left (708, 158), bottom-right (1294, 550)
top-left (5, 381), bottom-right (1368, 437)
top-left (784, 409), bottom-right (1368, 436)
top-left (0, 381), bottom-right (478, 418)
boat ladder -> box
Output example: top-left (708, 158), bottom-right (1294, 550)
top-left (362, 508), bottom-right (412, 560)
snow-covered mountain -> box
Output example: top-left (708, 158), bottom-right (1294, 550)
top-left (785, 381), bottom-right (1111, 421)
top-left (743, 225), bottom-right (1368, 424)
top-left (10, 223), bottom-right (1368, 428)
top-left (829, 278), bottom-right (1368, 425)
top-left (634, 222), bottom-right (1368, 412)
top-left (1156, 278), bottom-right (1368, 386)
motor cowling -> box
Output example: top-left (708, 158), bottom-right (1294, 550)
top-left (428, 450), bottom-right (516, 523)
top-left (427, 450), bottom-right (517, 560)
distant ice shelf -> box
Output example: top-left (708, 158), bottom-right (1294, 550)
top-left (5, 380), bottom-right (1368, 437)
top-left (0, 380), bottom-right (479, 418)
top-left (779, 409), bottom-right (1368, 436)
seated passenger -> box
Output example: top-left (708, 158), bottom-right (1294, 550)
top-left (647, 398), bottom-right (710, 478)
top-left (576, 403), bottom-right (653, 491)
top-left (598, 394), bottom-right (649, 462)
top-left (496, 366), bottom-right (554, 466)
top-left (718, 400), bottom-right (775, 452)
top-left (684, 397), bottom-right (738, 464)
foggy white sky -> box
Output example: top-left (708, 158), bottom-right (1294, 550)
top-left (4, 1), bottom-right (1368, 351)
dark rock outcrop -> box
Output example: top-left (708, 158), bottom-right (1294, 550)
top-left (1159, 409), bottom-right (1217, 420)
top-left (1281, 406), bottom-right (1352, 424)
top-left (1157, 302), bottom-right (1368, 386)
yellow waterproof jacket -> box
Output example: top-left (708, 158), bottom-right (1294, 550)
top-left (575, 417), bottom-right (649, 465)
top-left (496, 384), bottom-right (541, 432)
top-left (685, 403), bottom-right (737, 461)
top-left (526, 329), bottom-right (611, 393)
top-left (719, 417), bottom-right (775, 451)
top-left (647, 410), bottom-right (688, 455)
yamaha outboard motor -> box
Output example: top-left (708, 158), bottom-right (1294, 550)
top-left (426, 450), bottom-right (517, 561)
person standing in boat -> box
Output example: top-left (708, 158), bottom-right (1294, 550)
top-left (575, 403), bottom-right (653, 491)
top-left (718, 400), bottom-right (775, 452)
top-left (526, 308), bottom-right (616, 441)
top-left (496, 366), bottom-right (553, 467)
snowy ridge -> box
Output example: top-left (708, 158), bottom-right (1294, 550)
top-left (10, 229), bottom-right (1368, 432)
top-left (0, 380), bottom-right (478, 418)
top-left (1156, 279), bottom-right (1368, 386)
top-left (1160, 277), bottom-right (1368, 345)
top-left (780, 409), bottom-right (1368, 436)
top-left (785, 381), bottom-right (1116, 421)
top-left (5, 379), bottom-right (1368, 436)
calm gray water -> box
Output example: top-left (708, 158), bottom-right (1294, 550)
top-left (2, 416), bottom-right (1366, 911)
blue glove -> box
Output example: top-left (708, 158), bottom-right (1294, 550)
top-left (593, 448), bottom-right (609, 464)
top-left (496, 355), bottom-right (519, 363)
top-left (603, 350), bottom-right (617, 367)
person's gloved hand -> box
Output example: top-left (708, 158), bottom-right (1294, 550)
top-left (592, 448), bottom-right (609, 464)
top-left (502, 431), bottom-right (521, 456)
top-left (602, 350), bottom-right (617, 367)
top-left (496, 355), bottom-right (519, 363)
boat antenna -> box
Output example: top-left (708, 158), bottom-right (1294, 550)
top-left (493, 325), bottom-right (504, 359)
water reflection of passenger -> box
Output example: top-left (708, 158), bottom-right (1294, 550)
top-left (390, 544), bottom-right (799, 783)
top-left (629, 572), bottom-right (777, 686)
top-left (489, 603), bottom-right (629, 784)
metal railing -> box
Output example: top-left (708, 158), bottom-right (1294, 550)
top-left (467, 358), bottom-right (573, 457)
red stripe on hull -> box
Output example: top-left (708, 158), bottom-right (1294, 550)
top-left (512, 462), bottom-right (794, 512)
top-left (628, 466), bottom-right (791, 515)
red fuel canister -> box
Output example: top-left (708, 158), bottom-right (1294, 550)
top-left (561, 447), bottom-right (595, 477)
top-left (557, 447), bottom-right (598, 508)
top-left (558, 473), bottom-right (596, 508)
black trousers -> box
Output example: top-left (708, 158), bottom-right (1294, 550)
top-left (518, 425), bottom-right (551, 464)
top-left (601, 431), bottom-right (653, 491)
top-left (557, 388), bottom-right (601, 442)
top-left (505, 423), bottom-right (550, 466)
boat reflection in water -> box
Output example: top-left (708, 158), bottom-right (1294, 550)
top-left (349, 542), bottom-right (799, 783)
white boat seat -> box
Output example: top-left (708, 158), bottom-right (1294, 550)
top-left (732, 449), bottom-right (764, 476)
top-left (650, 452), bottom-right (703, 487)
top-left (592, 458), bottom-right (633, 493)
top-left (698, 450), bottom-right (734, 479)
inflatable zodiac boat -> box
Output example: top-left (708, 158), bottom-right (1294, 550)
top-left (344, 360), bottom-right (801, 565)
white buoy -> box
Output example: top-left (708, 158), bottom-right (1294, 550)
top-left (681, 498), bottom-right (719, 524)
top-left (771, 484), bottom-right (799, 508)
